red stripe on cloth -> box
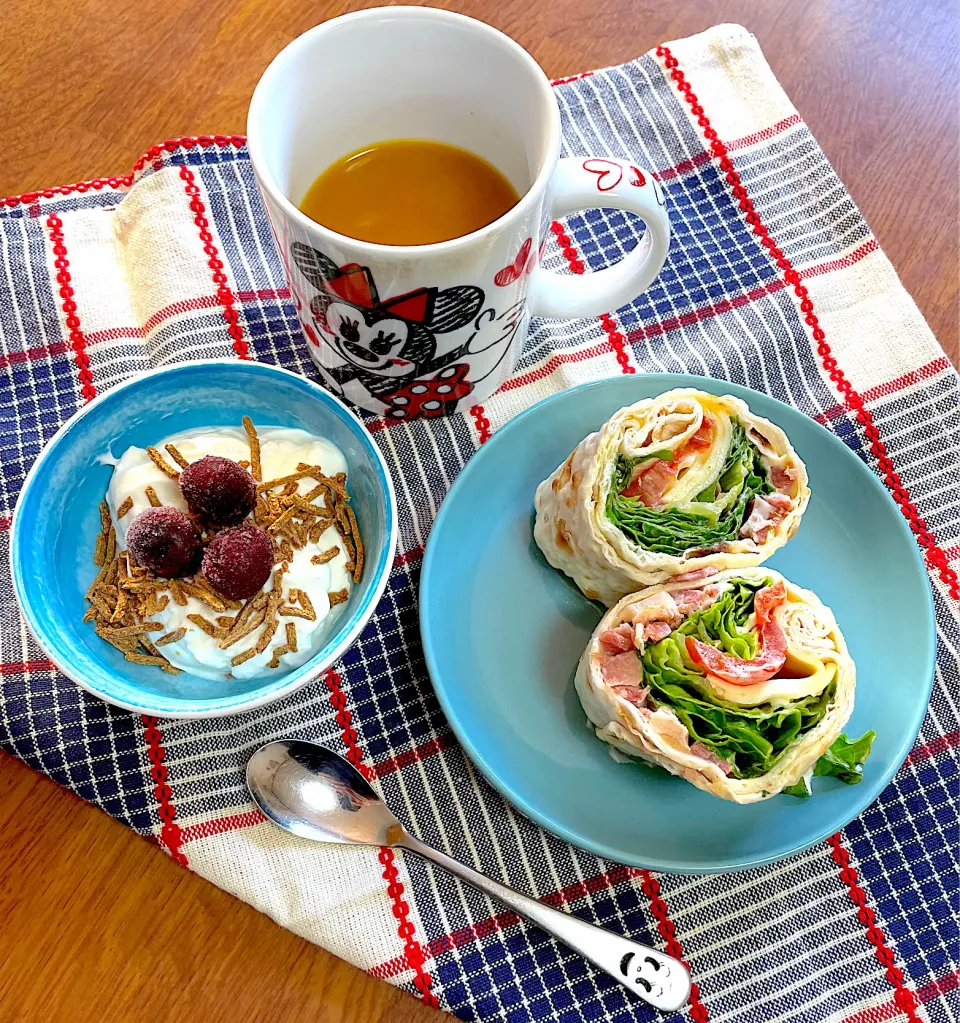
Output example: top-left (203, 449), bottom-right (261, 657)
top-left (178, 164), bottom-right (249, 360)
top-left (861, 356), bottom-right (952, 400)
top-left (840, 968), bottom-right (958, 1023)
top-left (654, 151), bottom-right (713, 182)
top-left (827, 834), bottom-right (921, 1022)
top-left (325, 669), bottom-right (438, 1007)
top-left (0, 658), bottom-right (55, 675)
top-left (3, 176), bottom-right (132, 208)
top-left (551, 219), bottom-right (586, 274)
top-left (44, 214), bottom-right (96, 402)
top-left (724, 114), bottom-right (803, 152)
top-left (656, 44), bottom-right (960, 608)
top-left (655, 116), bottom-right (801, 181)
top-left (639, 871), bottom-right (710, 1023)
top-left (235, 286), bottom-right (291, 303)
top-left (87, 289), bottom-right (291, 344)
top-left (4, 288), bottom-right (291, 358)
top-left (394, 544), bottom-right (425, 569)
top-left (141, 715), bottom-right (189, 867)
top-left (85, 295), bottom-right (221, 344)
top-left (370, 732), bottom-right (456, 779)
top-left (371, 864), bottom-right (646, 981)
top-left (0, 340), bottom-right (68, 370)
top-left (903, 729), bottom-right (960, 766)
top-left (1, 135), bottom-right (247, 209)
top-left (629, 278), bottom-right (787, 343)
top-left (500, 336), bottom-right (620, 392)
top-left (180, 809), bottom-right (266, 845)
top-left (798, 238), bottom-right (879, 279)
top-left (817, 355), bottom-right (953, 422)
top-left (917, 968), bottom-right (960, 1002)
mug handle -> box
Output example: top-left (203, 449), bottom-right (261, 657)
top-left (528, 157), bottom-right (670, 320)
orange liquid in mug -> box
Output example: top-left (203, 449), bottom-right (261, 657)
top-left (299, 139), bottom-right (520, 246)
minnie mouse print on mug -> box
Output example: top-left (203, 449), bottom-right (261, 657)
top-left (247, 7), bottom-right (671, 420)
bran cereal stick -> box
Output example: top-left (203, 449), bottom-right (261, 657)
top-left (164, 443), bottom-right (189, 468)
top-left (242, 416), bottom-right (262, 481)
top-left (146, 446), bottom-right (179, 478)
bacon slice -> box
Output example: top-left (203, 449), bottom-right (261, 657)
top-left (685, 582), bottom-right (788, 685)
top-left (740, 492), bottom-right (793, 544)
top-left (770, 464), bottom-right (799, 494)
top-left (601, 651), bottom-right (644, 687)
top-left (611, 684), bottom-right (649, 707)
top-left (630, 459), bottom-right (678, 505)
top-left (643, 621), bottom-right (673, 643)
top-left (598, 623), bottom-right (635, 653)
top-left (689, 741), bottom-right (733, 775)
top-left (671, 587), bottom-right (718, 615)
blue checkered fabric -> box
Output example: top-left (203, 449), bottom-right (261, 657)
top-left (1, 25), bottom-right (957, 1023)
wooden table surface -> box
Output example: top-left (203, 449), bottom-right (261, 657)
top-left (0, 2), bottom-right (956, 1021)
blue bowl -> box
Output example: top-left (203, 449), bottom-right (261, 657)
top-left (11, 360), bottom-right (397, 718)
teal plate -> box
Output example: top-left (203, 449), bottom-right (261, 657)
top-left (419, 374), bottom-right (936, 872)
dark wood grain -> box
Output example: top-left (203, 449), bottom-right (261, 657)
top-left (0, 3), bottom-right (956, 1022)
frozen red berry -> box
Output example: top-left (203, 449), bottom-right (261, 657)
top-left (126, 506), bottom-right (202, 578)
top-left (201, 522), bottom-right (273, 600)
top-left (179, 455), bottom-right (257, 525)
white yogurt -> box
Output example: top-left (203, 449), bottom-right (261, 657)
top-left (107, 426), bottom-right (354, 681)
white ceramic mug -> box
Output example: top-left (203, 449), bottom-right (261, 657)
top-left (248, 7), bottom-right (670, 420)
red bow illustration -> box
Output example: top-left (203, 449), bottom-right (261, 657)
top-left (322, 263), bottom-right (433, 324)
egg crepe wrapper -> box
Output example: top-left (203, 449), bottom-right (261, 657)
top-left (534, 388), bottom-right (810, 605)
top-left (575, 568), bottom-right (855, 804)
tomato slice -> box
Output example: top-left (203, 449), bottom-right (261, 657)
top-left (754, 579), bottom-right (786, 624)
top-left (685, 582), bottom-right (788, 685)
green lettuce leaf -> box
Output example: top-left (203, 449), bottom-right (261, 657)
top-left (812, 731), bottom-right (876, 784)
top-left (607, 418), bottom-right (773, 557)
top-left (638, 580), bottom-right (837, 780)
top-left (781, 732), bottom-right (875, 797)
top-left (782, 775), bottom-right (812, 798)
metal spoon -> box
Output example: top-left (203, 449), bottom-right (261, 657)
top-left (247, 739), bottom-right (691, 1012)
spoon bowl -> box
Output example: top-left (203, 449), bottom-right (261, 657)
top-left (247, 739), bottom-right (401, 846)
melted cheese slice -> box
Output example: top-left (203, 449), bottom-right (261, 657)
top-left (697, 648), bottom-right (837, 707)
top-left (663, 404), bottom-right (733, 505)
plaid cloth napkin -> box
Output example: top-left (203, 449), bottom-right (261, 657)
top-left (1, 23), bottom-right (957, 1023)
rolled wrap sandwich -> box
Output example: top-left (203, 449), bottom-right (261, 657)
top-left (534, 388), bottom-right (810, 605)
top-left (576, 568), bottom-right (870, 803)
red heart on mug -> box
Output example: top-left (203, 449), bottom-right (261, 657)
top-left (583, 158), bottom-right (623, 192)
top-left (494, 237), bottom-right (533, 287)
